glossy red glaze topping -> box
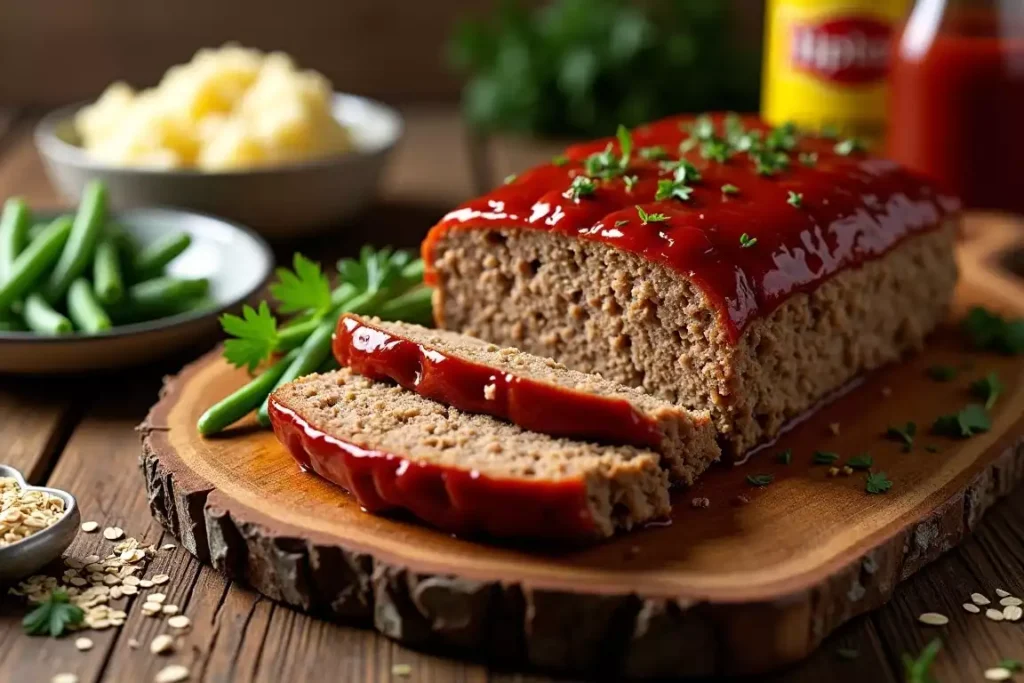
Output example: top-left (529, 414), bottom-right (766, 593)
top-left (332, 315), bottom-right (662, 449)
top-left (423, 113), bottom-right (959, 343)
top-left (268, 398), bottom-right (600, 539)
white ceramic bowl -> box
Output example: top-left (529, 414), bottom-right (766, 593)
top-left (0, 464), bottom-right (80, 582)
top-left (0, 207), bottom-right (273, 374)
top-left (35, 93), bottom-right (404, 239)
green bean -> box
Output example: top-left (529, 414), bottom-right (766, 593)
top-left (67, 278), bottom-right (111, 333)
top-left (26, 221), bottom-right (51, 243)
top-left (118, 276), bottom-right (209, 321)
top-left (23, 293), bottom-right (72, 335)
top-left (378, 286), bottom-right (433, 325)
top-left (0, 308), bottom-right (25, 332)
top-left (197, 348), bottom-right (301, 436)
top-left (256, 320), bottom-right (334, 426)
top-left (132, 232), bottom-right (191, 281)
top-left (316, 355), bottom-right (340, 373)
top-left (92, 237), bottom-right (124, 304)
top-left (0, 217), bottom-right (72, 312)
top-left (0, 198), bottom-right (30, 282)
top-left (44, 181), bottom-right (108, 302)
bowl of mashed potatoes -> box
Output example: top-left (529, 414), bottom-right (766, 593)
top-left (36, 45), bottom-right (403, 237)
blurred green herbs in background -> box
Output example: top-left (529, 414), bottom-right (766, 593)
top-left (448, 0), bottom-right (760, 138)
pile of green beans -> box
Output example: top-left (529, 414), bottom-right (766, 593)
top-left (0, 181), bottom-right (208, 336)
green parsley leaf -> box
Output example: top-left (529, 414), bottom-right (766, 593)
top-left (750, 147), bottom-right (789, 176)
top-left (503, 173), bottom-right (517, 185)
top-left (659, 159), bottom-right (701, 183)
top-left (834, 138), bottom-right (865, 156)
top-left (623, 175), bottom-right (639, 192)
top-left (614, 219), bottom-right (629, 228)
top-left (787, 191), bottom-right (803, 208)
top-left (616, 124), bottom-right (633, 167)
top-left (221, 302), bottom-right (279, 372)
top-left (22, 589), bottom-right (84, 637)
top-left (747, 474), bottom-right (774, 487)
top-left (970, 371), bottom-right (1004, 410)
top-left (866, 471), bottom-right (893, 494)
top-left (933, 404), bottom-right (991, 438)
top-left (836, 648), bottom-right (860, 661)
top-left (655, 179), bottom-right (693, 202)
top-left (846, 453), bottom-right (873, 470)
top-left (739, 233), bottom-right (758, 248)
top-left (639, 146), bottom-right (668, 161)
top-left (798, 152), bottom-right (818, 167)
top-left (679, 137), bottom-right (698, 153)
top-left (270, 254), bottom-right (332, 315)
top-left (565, 175), bottom-right (597, 201)
top-left (765, 122), bottom-right (798, 151)
top-left (635, 206), bottom-right (669, 225)
top-left (700, 138), bottom-right (731, 162)
top-left (886, 422), bottom-right (917, 451)
top-left (962, 306), bottom-right (1024, 354)
top-left (688, 114), bottom-right (715, 141)
top-left (552, 154), bottom-right (569, 167)
top-left (999, 659), bottom-right (1023, 672)
top-left (926, 365), bottom-right (957, 382)
top-left (813, 451), bottom-right (840, 465)
top-left (902, 638), bottom-right (941, 683)
top-left (721, 184), bottom-right (739, 195)
top-left (776, 448), bottom-right (792, 465)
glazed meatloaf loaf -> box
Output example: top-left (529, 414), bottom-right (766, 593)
top-left (332, 314), bottom-right (720, 484)
top-left (269, 369), bottom-right (670, 539)
top-left (423, 114), bottom-right (960, 457)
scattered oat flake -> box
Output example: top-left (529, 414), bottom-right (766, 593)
top-left (154, 664), bottom-right (190, 683)
top-left (52, 675), bottom-right (78, 683)
top-left (80, 522), bottom-right (98, 533)
top-left (918, 612), bottom-right (949, 626)
top-left (128, 638), bottom-right (140, 649)
top-left (161, 544), bottom-right (177, 551)
top-left (690, 497), bottom-right (710, 509)
top-left (986, 608), bottom-right (1005, 622)
top-left (102, 527), bottom-right (124, 541)
top-left (1003, 605), bottom-right (1023, 622)
top-left (964, 603), bottom-right (981, 613)
top-left (140, 580), bottom-right (154, 588)
top-left (162, 605), bottom-right (179, 615)
top-left (985, 668), bottom-right (1013, 681)
top-left (152, 574), bottom-right (170, 585)
top-left (75, 637), bottom-right (93, 651)
top-left (150, 634), bottom-right (175, 655)
top-left (392, 664), bottom-right (412, 677)
top-left (999, 596), bottom-right (1022, 607)
top-left (148, 593), bottom-right (167, 603)
top-left (973, 593), bottom-right (992, 605)
top-left (167, 615), bottom-right (191, 630)
top-left (996, 589), bottom-right (1011, 598)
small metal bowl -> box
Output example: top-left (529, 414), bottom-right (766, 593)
top-left (0, 465), bottom-right (80, 582)
top-left (35, 93), bottom-right (404, 239)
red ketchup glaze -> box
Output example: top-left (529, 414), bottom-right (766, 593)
top-left (267, 398), bottom-right (600, 539)
top-left (332, 315), bottom-right (662, 449)
top-left (422, 113), bottom-right (960, 343)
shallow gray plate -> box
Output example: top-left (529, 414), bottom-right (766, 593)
top-left (36, 93), bottom-right (403, 238)
top-left (0, 464), bottom-right (80, 582)
top-left (0, 208), bottom-right (273, 374)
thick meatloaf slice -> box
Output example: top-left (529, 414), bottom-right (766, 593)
top-left (269, 369), bottom-right (670, 540)
top-left (423, 114), bottom-right (960, 458)
top-left (333, 314), bottom-right (719, 484)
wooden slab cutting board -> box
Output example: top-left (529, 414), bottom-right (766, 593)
top-left (140, 215), bottom-right (1024, 679)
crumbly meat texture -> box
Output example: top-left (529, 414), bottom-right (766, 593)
top-left (427, 221), bottom-right (958, 457)
top-left (347, 315), bottom-right (720, 484)
top-left (273, 369), bottom-right (671, 537)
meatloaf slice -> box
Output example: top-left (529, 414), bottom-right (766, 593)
top-left (333, 314), bottom-right (719, 484)
top-left (269, 369), bottom-right (670, 540)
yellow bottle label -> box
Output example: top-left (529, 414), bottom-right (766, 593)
top-left (761, 0), bottom-right (910, 143)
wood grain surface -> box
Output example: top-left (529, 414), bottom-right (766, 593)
top-left (0, 109), bottom-right (1022, 682)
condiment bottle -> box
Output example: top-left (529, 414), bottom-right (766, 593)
top-left (888, 0), bottom-right (1024, 213)
top-left (762, 0), bottom-right (911, 147)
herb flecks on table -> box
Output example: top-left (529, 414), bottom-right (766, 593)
top-left (902, 638), bottom-right (942, 683)
top-left (963, 306), bottom-right (1024, 354)
top-left (776, 448), bottom-right (792, 465)
top-left (846, 453), bottom-right (873, 470)
top-left (926, 364), bottom-right (957, 382)
top-left (932, 404), bottom-right (991, 438)
top-left (22, 590), bottom-right (83, 637)
top-left (886, 422), bottom-right (917, 452)
top-left (813, 451), bottom-right (840, 465)
top-left (971, 372), bottom-right (1004, 410)
top-left (746, 474), bottom-right (773, 487)
top-left (866, 471), bottom-right (893, 495)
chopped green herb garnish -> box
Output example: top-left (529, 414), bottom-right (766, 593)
top-left (721, 184), bottom-right (739, 195)
top-left (639, 146), bottom-right (668, 161)
top-left (926, 365), bottom-right (957, 381)
top-left (999, 659), bottom-right (1024, 672)
top-left (902, 638), bottom-right (941, 683)
top-left (22, 589), bottom-right (84, 637)
top-left (886, 422), bottom-right (917, 451)
top-left (798, 152), bottom-right (818, 167)
top-left (565, 175), bottom-right (597, 200)
top-left (962, 306), bottom-right (1024, 354)
top-left (846, 453), bottom-right (873, 470)
top-left (750, 147), bottom-right (789, 176)
top-left (813, 451), bottom-right (840, 465)
top-left (836, 648), bottom-right (860, 661)
top-left (616, 124), bottom-right (633, 166)
top-left (739, 233), bottom-right (757, 248)
top-left (503, 173), bottom-right (517, 185)
top-left (623, 175), bottom-right (639, 192)
top-left (787, 191), bottom-right (803, 208)
top-left (688, 114), bottom-right (715, 141)
top-left (747, 474), bottom-right (774, 487)
top-left (970, 371), bottom-right (1004, 410)
top-left (660, 159), bottom-right (701, 183)
top-left (583, 127), bottom-right (633, 180)
top-left (655, 179), bottom-right (694, 202)
top-left (776, 448), bottom-right (792, 465)
top-left (834, 137), bottom-right (865, 156)
top-left (551, 154), bottom-right (569, 167)
top-left (933, 404), bottom-right (991, 438)
top-left (679, 137), bottom-right (698, 153)
top-left (700, 138), bottom-right (731, 163)
top-left (765, 122), bottom-right (798, 151)
top-left (820, 123), bottom-right (840, 140)
top-left (635, 206), bottom-right (669, 225)
top-left (614, 219), bottom-right (629, 228)
top-left (866, 471), bottom-right (893, 494)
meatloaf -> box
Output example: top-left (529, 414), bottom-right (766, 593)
top-left (269, 369), bottom-right (670, 540)
top-left (423, 113), bottom-right (960, 457)
top-left (332, 314), bottom-right (720, 484)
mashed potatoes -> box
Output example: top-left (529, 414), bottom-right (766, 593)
top-left (75, 45), bottom-right (353, 171)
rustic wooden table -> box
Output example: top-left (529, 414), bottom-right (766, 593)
top-left (0, 107), bottom-right (1022, 683)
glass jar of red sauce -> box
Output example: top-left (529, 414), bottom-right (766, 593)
top-left (887, 0), bottom-right (1024, 214)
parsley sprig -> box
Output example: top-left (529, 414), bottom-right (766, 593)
top-left (962, 307), bottom-right (1024, 354)
top-left (636, 206), bottom-right (669, 225)
top-left (933, 404), bottom-right (991, 438)
top-left (22, 590), bottom-right (83, 637)
top-left (970, 372), bottom-right (1003, 410)
top-left (582, 124), bottom-right (633, 179)
top-left (886, 422), bottom-right (917, 452)
top-left (866, 471), bottom-right (893, 494)
top-left (902, 638), bottom-right (942, 683)
top-left (565, 175), bottom-right (598, 201)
